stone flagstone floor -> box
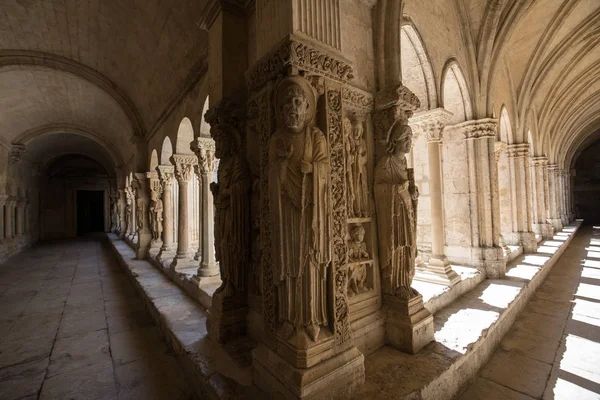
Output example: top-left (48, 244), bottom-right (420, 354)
top-left (460, 224), bottom-right (600, 400)
top-left (0, 236), bottom-right (194, 400)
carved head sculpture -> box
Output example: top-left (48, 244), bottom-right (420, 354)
top-left (275, 76), bottom-right (316, 134)
top-left (350, 224), bottom-right (366, 243)
top-left (385, 121), bottom-right (413, 156)
top-left (343, 117), bottom-right (352, 138)
top-left (213, 123), bottom-right (241, 160)
top-left (353, 119), bottom-right (365, 140)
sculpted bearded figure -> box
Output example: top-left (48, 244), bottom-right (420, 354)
top-left (268, 75), bottom-right (331, 343)
top-left (374, 122), bottom-right (420, 300)
top-left (211, 123), bottom-right (251, 296)
top-left (149, 192), bottom-right (163, 241)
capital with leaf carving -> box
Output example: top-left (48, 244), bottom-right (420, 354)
top-left (409, 108), bottom-right (453, 143)
top-left (190, 137), bottom-right (216, 175)
top-left (170, 154), bottom-right (197, 183)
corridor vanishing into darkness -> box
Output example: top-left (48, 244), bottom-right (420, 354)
top-left (0, 238), bottom-right (192, 399)
top-left (461, 225), bottom-right (600, 399)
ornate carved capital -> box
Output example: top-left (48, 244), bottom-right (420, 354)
top-left (246, 35), bottom-right (354, 91)
top-left (506, 143), bottom-right (530, 158)
top-left (191, 136), bottom-right (217, 174)
top-left (445, 118), bottom-right (498, 140)
top-left (375, 84), bottom-right (420, 115)
top-left (146, 171), bottom-right (162, 197)
top-left (170, 154), bottom-right (197, 183)
top-left (156, 165), bottom-right (175, 190)
top-left (409, 108), bottom-right (453, 142)
top-left (8, 144), bottom-right (27, 164)
top-left (530, 156), bottom-right (548, 167)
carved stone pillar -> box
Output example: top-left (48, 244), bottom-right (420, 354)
top-left (170, 154), bottom-right (197, 270)
top-left (133, 173), bottom-right (151, 259)
top-left (443, 119), bottom-right (506, 277)
top-left (546, 164), bottom-right (563, 232)
top-left (5, 198), bottom-right (16, 240)
top-left (505, 144), bottom-right (537, 252)
top-left (191, 137), bottom-right (220, 281)
top-left (244, 8), bottom-right (364, 396)
top-left (410, 109), bottom-right (460, 287)
top-left (559, 170), bottom-right (569, 226)
top-left (147, 171), bottom-right (163, 257)
top-left (117, 188), bottom-right (127, 239)
top-left (157, 165), bottom-right (176, 261)
top-left (530, 157), bottom-right (553, 239)
top-left (15, 199), bottom-right (24, 237)
top-left (0, 195), bottom-right (7, 242)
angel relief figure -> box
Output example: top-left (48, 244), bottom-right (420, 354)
top-left (268, 75), bottom-right (331, 344)
top-left (374, 121), bottom-right (420, 300)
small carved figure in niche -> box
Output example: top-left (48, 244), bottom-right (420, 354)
top-left (344, 118), bottom-right (355, 217)
top-left (348, 224), bottom-right (369, 260)
top-left (374, 122), bottom-right (420, 300)
top-left (125, 194), bottom-right (132, 233)
top-left (115, 198), bottom-right (121, 232)
top-left (348, 264), bottom-right (368, 296)
top-left (211, 122), bottom-right (251, 297)
top-left (136, 197), bottom-right (144, 230)
top-left (352, 118), bottom-right (369, 217)
top-left (268, 75), bottom-right (331, 343)
top-left (149, 192), bottom-right (163, 241)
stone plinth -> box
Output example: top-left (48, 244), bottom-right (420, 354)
top-left (206, 290), bottom-right (247, 343)
top-left (253, 345), bottom-right (365, 400)
top-left (384, 294), bottom-right (434, 354)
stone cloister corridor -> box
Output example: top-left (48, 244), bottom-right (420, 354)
top-left (0, 0), bottom-right (599, 398)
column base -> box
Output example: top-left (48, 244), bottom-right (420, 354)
top-left (384, 294), bottom-right (434, 354)
top-left (170, 256), bottom-right (195, 272)
top-left (481, 247), bottom-right (506, 278)
top-left (206, 290), bottom-right (247, 343)
top-left (415, 255), bottom-right (460, 286)
top-left (196, 262), bottom-right (220, 278)
top-left (548, 218), bottom-right (563, 233)
top-left (560, 214), bottom-right (569, 227)
top-left (148, 240), bottom-right (163, 259)
top-left (445, 246), bottom-right (506, 278)
top-left (253, 344), bottom-right (365, 400)
top-left (190, 273), bottom-right (221, 287)
top-left (505, 232), bottom-right (537, 253)
top-left (135, 232), bottom-right (152, 260)
top-left (533, 223), bottom-right (554, 240)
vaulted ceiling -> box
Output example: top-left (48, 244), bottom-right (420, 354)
top-left (0, 0), bottom-right (209, 167)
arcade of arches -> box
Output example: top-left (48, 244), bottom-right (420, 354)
top-left (0, 1), bottom-right (599, 399)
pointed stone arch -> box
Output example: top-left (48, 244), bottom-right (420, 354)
top-left (149, 150), bottom-right (159, 171)
top-left (175, 118), bottom-right (195, 154)
top-left (160, 137), bottom-right (174, 165)
top-left (400, 23), bottom-right (437, 111)
top-left (441, 60), bottom-right (473, 125)
top-left (200, 97), bottom-right (211, 137)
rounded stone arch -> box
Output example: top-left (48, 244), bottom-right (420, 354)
top-left (160, 137), bottom-right (174, 165)
top-left (175, 118), bottom-right (194, 154)
top-left (400, 23), bottom-right (437, 111)
top-left (149, 149), bottom-right (159, 171)
top-left (200, 97), bottom-right (211, 137)
top-left (499, 106), bottom-right (513, 143)
top-left (441, 60), bottom-right (473, 125)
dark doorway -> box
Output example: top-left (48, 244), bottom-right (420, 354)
top-left (77, 190), bottom-right (105, 234)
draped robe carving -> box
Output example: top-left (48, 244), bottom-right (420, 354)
top-left (268, 76), bottom-right (331, 343)
top-left (375, 123), bottom-right (419, 299)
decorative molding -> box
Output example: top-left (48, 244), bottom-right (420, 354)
top-left (246, 36), bottom-right (354, 91)
top-left (375, 84), bottom-right (420, 113)
top-left (156, 165), bottom-right (175, 190)
top-left (530, 156), bottom-right (548, 167)
top-left (170, 154), bottom-right (197, 182)
top-left (506, 143), bottom-right (530, 158)
top-left (342, 86), bottom-right (374, 112)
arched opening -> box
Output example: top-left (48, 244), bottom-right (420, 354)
top-left (573, 139), bottom-right (600, 223)
top-left (442, 61), bottom-right (473, 125)
top-left (160, 136), bottom-right (178, 246)
top-left (401, 24), bottom-right (437, 111)
top-left (149, 149), bottom-right (159, 171)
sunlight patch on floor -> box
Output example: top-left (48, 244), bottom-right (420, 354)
top-left (434, 308), bottom-right (500, 354)
top-left (506, 263), bottom-right (541, 280)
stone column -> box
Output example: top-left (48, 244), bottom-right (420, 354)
top-left (411, 109), bottom-right (460, 286)
top-left (0, 195), bottom-right (6, 242)
top-left (191, 137), bottom-right (220, 282)
top-left (444, 119), bottom-right (506, 278)
top-left (5, 198), bottom-right (15, 240)
top-left (546, 164), bottom-right (563, 232)
top-left (506, 144), bottom-right (537, 252)
top-left (117, 188), bottom-right (127, 239)
top-left (15, 198), bottom-right (24, 237)
top-left (530, 157), bottom-right (553, 239)
top-left (156, 165), bottom-right (176, 262)
top-left (133, 173), bottom-right (151, 259)
top-left (170, 154), bottom-right (197, 271)
top-left (559, 170), bottom-right (569, 226)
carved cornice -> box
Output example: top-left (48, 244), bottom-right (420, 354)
top-left (190, 136), bottom-right (217, 174)
top-left (246, 35), bottom-right (354, 91)
top-left (197, 0), bottom-right (255, 30)
top-left (506, 143), bottom-right (530, 158)
top-left (546, 163), bottom-right (559, 172)
top-left (170, 154), bottom-right (197, 182)
top-left (445, 118), bottom-right (498, 139)
top-left (8, 144), bottom-right (27, 164)
top-left (342, 86), bottom-right (374, 112)
top-left (409, 108), bottom-right (453, 142)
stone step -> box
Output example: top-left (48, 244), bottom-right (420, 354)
top-left (351, 222), bottom-right (581, 400)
